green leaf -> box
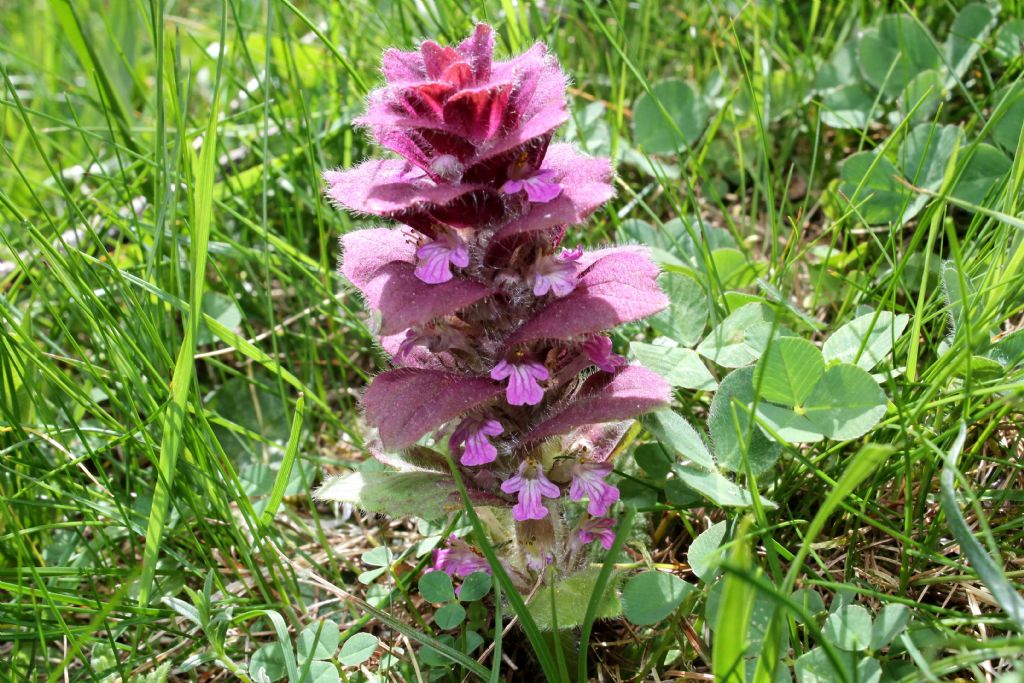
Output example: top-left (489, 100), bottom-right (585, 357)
top-left (162, 596), bottom-right (202, 627)
top-left (713, 519), bottom-right (755, 683)
top-left (315, 471), bottom-right (459, 520)
top-left (250, 643), bottom-right (287, 682)
top-left (945, 2), bottom-right (998, 83)
top-left (822, 311), bottom-right (910, 371)
top-left (790, 589), bottom-right (826, 623)
top-left (618, 477), bottom-right (659, 508)
top-left (870, 604), bottom-right (910, 649)
top-left (897, 70), bottom-right (944, 127)
top-left (697, 303), bottom-right (786, 368)
top-left (823, 604), bottom-right (873, 652)
top-left (709, 367), bottom-right (782, 475)
top-left (419, 571), bottom-right (456, 603)
top-left (621, 571), bottom-right (694, 626)
top-left (814, 40), bottom-right (859, 92)
top-left (940, 424), bottom-right (1024, 631)
top-left (803, 364), bottom-right (887, 441)
top-left (898, 124), bottom-right (961, 191)
top-left (994, 19), bottom-right (1024, 62)
top-left (297, 620), bottom-right (340, 662)
top-left (458, 572), bottom-right (492, 602)
top-left (634, 443), bottom-right (673, 480)
top-left (838, 152), bottom-right (916, 225)
top-left (361, 546), bottom-right (393, 567)
top-left (858, 14), bottom-right (942, 99)
top-left (795, 647), bottom-right (880, 683)
top-left (338, 632), bottom-right (379, 667)
top-left (435, 602), bottom-right (467, 630)
top-left (633, 78), bottom-right (708, 153)
top-left (988, 329), bottom-right (1024, 368)
top-left (755, 337), bottom-right (825, 407)
top-left (941, 261), bottom-right (991, 350)
top-left (644, 409), bottom-right (715, 471)
top-left (527, 568), bottom-right (623, 630)
top-left (630, 343), bottom-right (716, 390)
top-left (951, 143), bottom-right (1012, 205)
top-left (672, 464), bottom-right (772, 509)
top-left (712, 248), bottom-right (761, 289)
top-left (687, 521), bottom-right (728, 583)
top-left (197, 291), bottom-right (242, 346)
top-left (650, 271), bottom-right (709, 347)
top-left (755, 403), bottom-right (824, 443)
top-left (820, 82), bottom-right (877, 130)
top-left (298, 660), bottom-right (339, 683)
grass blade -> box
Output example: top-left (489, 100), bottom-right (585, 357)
top-left (260, 393), bottom-right (305, 527)
top-left (137, 40), bottom-right (223, 606)
top-left (939, 423), bottom-right (1024, 631)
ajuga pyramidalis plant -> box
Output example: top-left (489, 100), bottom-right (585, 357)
top-left (321, 25), bottom-right (669, 595)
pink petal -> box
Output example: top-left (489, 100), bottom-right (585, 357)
top-left (508, 247), bottom-right (668, 344)
top-left (340, 229), bottom-right (491, 335)
top-left (492, 145), bottom-right (614, 242)
top-left (523, 366), bottom-right (671, 443)
top-left (522, 171), bottom-right (562, 203)
top-left (491, 360), bottom-right (549, 406)
top-left (584, 336), bottom-right (627, 372)
top-left (364, 369), bottom-right (503, 451)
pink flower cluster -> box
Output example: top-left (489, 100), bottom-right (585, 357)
top-left (326, 25), bottom-right (669, 577)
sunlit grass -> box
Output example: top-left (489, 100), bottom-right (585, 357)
top-left (1, 0), bottom-right (1022, 681)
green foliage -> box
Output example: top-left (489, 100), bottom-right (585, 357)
top-left (2, 0), bottom-right (1022, 681)
top-left (527, 568), bottom-right (623, 630)
top-left (315, 470), bottom-right (459, 520)
top-left (633, 79), bottom-right (709, 153)
top-left (687, 521), bottom-right (728, 583)
top-left (419, 571), bottom-right (457, 603)
top-left (621, 571), bottom-right (694, 626)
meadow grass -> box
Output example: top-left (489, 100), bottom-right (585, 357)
top-left (1, 0), bottom-right (1023, 681)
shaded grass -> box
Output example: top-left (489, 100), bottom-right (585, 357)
top-left (1, 0), bottom-right (1023, 681)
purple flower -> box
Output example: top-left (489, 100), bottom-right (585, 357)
top-left (528, 248), bottom-right (581, 297)
top-left (500, 460), bottom-right (561, 521)
top-left (325, 25), bottom-right (675, 584)
top-left (414, 231), bottom-right (470, 284)
top-left (450, 416), bottom-right (504, 466)
top-left (432, 534), bottom-right (491, 578)
top-left (583, 336), bottom-right (627, 373)
top-left (490, 358), bottom-right (549, 406)
top-left (576, 517), bottom-right (616, 550)
top-left (569, 457), bottom-right (619, 516)
top-left (502, 167), bottom-right (562, 203)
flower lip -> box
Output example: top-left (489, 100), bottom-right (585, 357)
top-left (569, 457), bottom-right (620, 516)
top-left (576, 516), bottom-right (616, 550)
top-left (527, 249), bottom-right (580, 298)
top-left (414, 230), bottom-right (471, 284)
top-left (450, 416), bottom-right (504, 466)
top-left (500, 459), bottom-right (561, 521)
top-left (433, 534), bottom-right (492, 577)
top-left (490, 357), bottom-right (549, 406)
top-left (502, 167), bottom-right (562, 203)
top-left (583, 335), bottom-right (627, 373)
